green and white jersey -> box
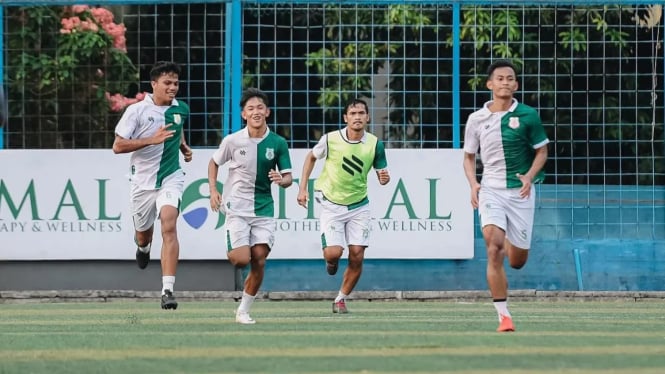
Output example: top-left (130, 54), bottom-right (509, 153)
top-left (463, 99), bottom-right (549, 189)
top-left (212, 127), bottom-right (292, 217)
top-left (114, 94), bottom-right (189, 190)
top-left (313, 128), bottom-right (388, 207)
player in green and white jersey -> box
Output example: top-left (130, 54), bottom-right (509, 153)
top-left (208, 88), bottom-right (292, 324)
top-left (463, 60), bottom-right (549, 332)
top-left (113, 61), bottom-right (193, 310)
top-left (297, 98), bottom-right (390, 314)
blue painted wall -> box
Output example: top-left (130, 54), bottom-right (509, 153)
top-left (261, 185), bottom-right (665, 291)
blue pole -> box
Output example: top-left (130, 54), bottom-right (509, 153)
top-left (230, 0), bottom-right (243, 133)
top-left (573, 248), bottom-right (584, 291)
top-left (0, 6), bottom-right (4, 149)
top-left (452, 3), bottom-right (460, 149)
top-left (222, 1), bottom-right (233, 137)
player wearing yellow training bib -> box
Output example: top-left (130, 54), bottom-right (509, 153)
top-left (298, 98), bottom-right (390, 314)
top-left (463, 60), bottom-right (549, 333)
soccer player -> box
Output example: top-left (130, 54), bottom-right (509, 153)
top-left (297, 98), bottom-right (390, 314)
top-left (112, 61), bottom-right (193, 310)
top-left (462, 60), bottom-right (549, 332)
top-left (208, 88), bottom-right (293, 324)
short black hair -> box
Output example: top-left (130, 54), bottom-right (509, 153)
top-left (150, 61), bottom-right (181, 81)
top-left (240, 88), bottom-right (269, 108)
top-left (344, 98), bottom-right (369, 114)
top-left (487, 60), bottom-right (518, 80)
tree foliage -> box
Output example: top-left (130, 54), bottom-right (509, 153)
top-left (5, 6), bottom-right (138, 148)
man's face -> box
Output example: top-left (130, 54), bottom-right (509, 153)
top-left (486, 66), bottom-right (518, 100)
top-left (241, 96), bottom-right (270, 129)
top-left (343, 103), bottom-right (369, 131)
top-left (151, 72), bottom-right (179, 105)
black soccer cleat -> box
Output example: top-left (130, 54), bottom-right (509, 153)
top-left (135, 248), bottom-right (150, 269)
top-left (161, 290), bottom-right (178, 310)
top-left (326, 261), bottom-right (338, 276)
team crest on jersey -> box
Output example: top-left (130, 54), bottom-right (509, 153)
top-left (265, 148), bottom-right (275, 160)
top-left (173, 114), bottom-right (182, 125)
top-left (508, 117), bottom-right (520, 129)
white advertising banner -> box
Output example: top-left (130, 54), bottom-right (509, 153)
top-left (0, 149), bottom-right (473, 260)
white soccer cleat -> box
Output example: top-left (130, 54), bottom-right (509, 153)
top-left (235, 310), bottom-right (256, 324)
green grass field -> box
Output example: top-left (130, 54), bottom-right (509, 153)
top-left (0, 300), bottom-right (664, 373)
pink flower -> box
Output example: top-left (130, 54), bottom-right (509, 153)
top-left (90, 7), bottom-right (115, 25)
top-left (79, 20), bottom-right (98, 32)
top-left (71, 5), bottom-right (89, 14)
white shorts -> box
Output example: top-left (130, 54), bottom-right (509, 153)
top-left (315, 191), bottom-right (371, 249)
top-left (130, 170), bottom-right (185, 232)
top-left (478, 185), bottom-right (535, 249)
top-left (223, 215), bottom-right (276, 251)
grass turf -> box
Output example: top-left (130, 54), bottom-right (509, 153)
top-left (0, 300), bottom-right (664, 373)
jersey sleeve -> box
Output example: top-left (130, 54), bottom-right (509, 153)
top-left (373, 140), bottom-right (388, 169)
top-left (527, 111), bottom-right (550, 149)
top-left (114, 105), bottom-right (139, 139)
top-left (211, 135), bottom-right (233, 166)
top-left (312, 134), bottom-right (328, 159)
top-left (277, 138), bottom-right (292, 173)
top-left (462, 116), bottom-right (480, 154)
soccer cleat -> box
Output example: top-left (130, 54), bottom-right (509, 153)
top-left (332, 299), bottom-right (348, 314)
top-left (135, 248), bottom-right (150, 269)
top-left (497, 314), bottom-right (515, 332)
top-left (161, 290), bottom-right (178, 310)
top-left (326, 261), bottom-right (338, 275)
top-left (235, 310), bottom-right (256, 324)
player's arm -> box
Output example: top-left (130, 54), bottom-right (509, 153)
top-left (208, 158), bottom-right (222, 212)
top-left (373, 140), bottom-right (390, 185)
top-left (179, 132), bottom-right (192, 162)
top-left (516, 145), bottom-right (548, 198)
top-left (296, 151), bottom-right (317, 208)
top-left (271, 170), bottom-right (293, 188)
top-left (112, 124), bottom-right (175, 154)
top-left (463, 152), bottom-right (481, 209)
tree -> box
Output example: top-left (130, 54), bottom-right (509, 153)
top-left (5, 5), bottom-right (139, 148)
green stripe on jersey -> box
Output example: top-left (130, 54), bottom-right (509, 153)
top-left (500, 103), bottom-right (548, 188)
top-left (156, 102), bottom-right (190, 188)
top-left (254, 132), bottom-right (292, 217)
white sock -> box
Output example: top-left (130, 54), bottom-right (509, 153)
top-left (238, 291), bottom-right (256, 313)
top-left (493, 299), bottom-right (511, 320)
top-left (334, 292), bottom-right (348, 303)
top-left (137, 243), bottom-right (151, 253)
top-left (162, 276), bottom-right (175, 294)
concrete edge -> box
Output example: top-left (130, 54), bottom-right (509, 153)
top-left (1, 290), bottom-right (665, 303)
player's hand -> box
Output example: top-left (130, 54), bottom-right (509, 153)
top-left (516, 173), bottom-right (532, 198)
top-left (151, 124), bottom-right (175, 144)
top-left (269, 169), bottom-right (283, 185)
top-left (209, 189), bottom-right (222, 212)
top-left (297, 190), bottom-right (309, 208)
top-left (377, 169), bottom-right (390, 185)
top-left (180, 143), bottom-right (193, 162)
top-left (470, 184), bottom-right (480, 209)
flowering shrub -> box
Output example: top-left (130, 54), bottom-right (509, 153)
top-left (6, 5), bottom-right (139, 147)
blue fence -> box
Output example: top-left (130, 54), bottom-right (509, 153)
top-left (0, 0), bottom-right (663, 291)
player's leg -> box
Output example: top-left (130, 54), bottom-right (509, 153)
top-left (130, 185), bottom-right (157, 269)
top-left (504, 185), bottom-right (535, 269)
top-left (222, 215), bottom-right (254, 323)
top-left (155, 173), bottom-right (185, 310)
top-left (224, 215), bottom-right (251, 268)
top-left (235, 217), bottom-right (273, 324)
top-left (334, 206), bottom-right (371, 314)
top-left (478, 187), bottom-right (514, 332)
top-left (317, 194), bottom-right (346, 276)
